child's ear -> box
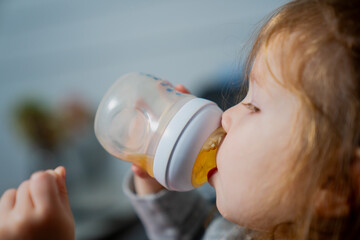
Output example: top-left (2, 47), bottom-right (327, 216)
top-left (314, 187), bottom-right (350, 218)
top-left (314, 147), bottom-right (360, 218)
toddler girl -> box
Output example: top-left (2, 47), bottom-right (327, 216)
top-left (1, 0), bottom-right (360, 239)
top-left (127, 0), bottom-right (360, 239)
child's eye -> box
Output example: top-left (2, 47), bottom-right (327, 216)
top-left (242, 102), bottom-right (260, 113)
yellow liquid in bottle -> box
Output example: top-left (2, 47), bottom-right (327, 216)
top-left (191, 127), bottom-right (226, 187)
top-left (125, 154), bottom-right (154, 177)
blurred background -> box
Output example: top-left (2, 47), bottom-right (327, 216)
top-left (0, 0), bottom-right (287, 239)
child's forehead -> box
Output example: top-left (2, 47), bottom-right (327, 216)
top-left (251, 33), bottom-right (299, 89)
top-left (249, 48), bottom-right (298, 99)
top-left (250, 49), bottom-right (278, 87)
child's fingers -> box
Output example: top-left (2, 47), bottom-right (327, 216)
top-left (29, 171), bottom-right (60, 211)
top-left (54, 166), bottom-right (66, 180)
top-left (15, 180), bottom-right (34, 211)
top-left (54, 167), bottom-right (67, 197)
top-left (175, 84), bottom-right (190, 94)
top-left (131, 164), bottom-right (151, 178)
top-left (0, 189), bottom-right (17, 212)
top-left (53, 166), bottom-right (71, 211)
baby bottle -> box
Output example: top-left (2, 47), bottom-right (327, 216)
top-left (94, 72), bottom-right (226, 191)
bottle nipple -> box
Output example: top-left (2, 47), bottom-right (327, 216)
top-left (191, 127), bottom-right (226, 187)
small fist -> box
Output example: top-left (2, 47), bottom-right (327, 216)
top-left (0, 166), bottom-right (75, 240)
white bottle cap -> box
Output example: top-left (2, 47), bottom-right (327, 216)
top-left (153, 98), bottom-right (223, 191)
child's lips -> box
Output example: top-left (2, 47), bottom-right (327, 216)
top-left (207, 167), bottom-right (218, 187)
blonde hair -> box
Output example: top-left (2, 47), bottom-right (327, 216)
top-left (242, 0), bottom-right (360, 239)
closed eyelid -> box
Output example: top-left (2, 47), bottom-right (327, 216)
top-left (242, 102), bottom-right (260, 113)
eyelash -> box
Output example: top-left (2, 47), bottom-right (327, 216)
top-left (242, 102), bottom-right (260, 113)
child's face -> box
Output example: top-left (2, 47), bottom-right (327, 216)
top-left (210, 45), bottom-right (305, 230)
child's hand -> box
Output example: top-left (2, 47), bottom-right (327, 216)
top-left (132, 164), bottom-right (165, 196)
top-left (0, 166), bottom-right (75, 240)
top-left (132, 84), bottom-right (190, 196)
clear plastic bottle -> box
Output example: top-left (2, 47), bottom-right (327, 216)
top-left (94, 73), bottom-right (226, 191)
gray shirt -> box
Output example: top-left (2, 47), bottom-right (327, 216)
top-left (123, 172), bottom-right (249, 240)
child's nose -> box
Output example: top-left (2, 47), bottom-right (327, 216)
top-left (222, 103), bottom-right (246, 132)
top-left (221, 106), bottom-right (235, 132)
